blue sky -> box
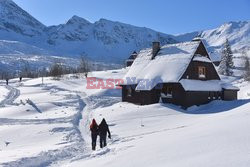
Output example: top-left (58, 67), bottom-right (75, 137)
top-left (13, 0), bottom-right (250, 34)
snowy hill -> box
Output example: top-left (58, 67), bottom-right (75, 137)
top-left (175, 21), bottom-right (250, 62)
top-left (201, 21), bottom-right (250, 51)
top-left (175, 21), bottom-right (250, 51)
top-left (0, 69), bottom-right (249, 166)
top-left (0, 40), bottom-right (49, 55)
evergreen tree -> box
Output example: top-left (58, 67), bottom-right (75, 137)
top-left (219, 39), bottom-right (234, 76)
top-left (243, 51), bottom-right (250, 81)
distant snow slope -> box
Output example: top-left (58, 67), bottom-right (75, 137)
top-left (201, 21), bottom-right (250, 51)
top-left (175, 21), bottom-right (250, 52)
top-left (0, 40), bottom-right (49, 55)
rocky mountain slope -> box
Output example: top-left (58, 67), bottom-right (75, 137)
top-left (175, 21), bottom-right (250, 59)
top-left (201, 21), bottom-right (250, 51)
top-left (45, 16), bottom-right (177, 62)
top-left (0, 0), bottom-right (176, 64)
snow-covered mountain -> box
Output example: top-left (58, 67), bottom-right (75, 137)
top-left (0, 0), bottom-right (176, 65)
top-left (0, 0), bottom-right (249, 71)
top-left (176, 21), bottom-right (250, 54)
top-left (45, 16), bottom-right (176, 62)
top-left (0, 0), bottom-right (46, 41)
top-left (201, 21), bottom-right (250, 51)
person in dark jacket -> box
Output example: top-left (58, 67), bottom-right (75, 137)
top-left (99, 118), bottom-right (111, 148)
top-left (90, 119), bottom-right (99, 150)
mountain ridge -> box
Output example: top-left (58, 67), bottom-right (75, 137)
top-left (0, 0), bottom-right (249, 72)
top-left (0, 0), bottom-right (178, 63)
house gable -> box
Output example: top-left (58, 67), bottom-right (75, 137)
top-left (180, 41), bottom-right (220, 81)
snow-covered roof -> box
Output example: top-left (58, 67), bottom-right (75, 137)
top-left (180, 79), bottom-right (222, 91)
top-left (221, 83), bottom-right (240, 91)
top-left (193, 54), bottom-right (212, 63)
top-left (123, 48), bottom-right (153, 85)
top-left (127, 51), bottom-right (138, 60)
top-left (123, 41), bottom-right (201, 90)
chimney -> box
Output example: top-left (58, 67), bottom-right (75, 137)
top-left (152, 41), bottom-right (160, 59)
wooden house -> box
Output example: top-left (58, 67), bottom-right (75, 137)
top-left (120, 40), bottom-right (239, 108)
top-left (126, 51), bottom-right (138, 67)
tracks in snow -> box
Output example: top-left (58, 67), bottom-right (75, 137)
top-left (0, 117), bottom-right (73, 125)
top-left (0, 85), bottom-right (20, 107)
top-left (0, 81), bottom-right (120, 166)
top-left (0, 83), bottom-right (87, 167)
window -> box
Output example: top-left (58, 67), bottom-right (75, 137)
top-left (127, 87), bottom-right (132, 97)
top-left (161, 86), bottom-right (173, 98)
top-left (167, 87), bottom-right (173, 95)
top-left (198, 66), bottom-right (206, 79)
top-left (208, 92), bottom-right (218, 100)
top-left (217, 92), bottom-right (222, 100)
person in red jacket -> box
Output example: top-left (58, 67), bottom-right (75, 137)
top-left (90, 119), bottom-right (99, 150)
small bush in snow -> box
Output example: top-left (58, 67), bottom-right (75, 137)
top-left (49, 62), bottom-right (64, 79)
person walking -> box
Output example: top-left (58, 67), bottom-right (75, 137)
top-left (90, 119), bottom-right (99, 150)
top-left (99, 118), bottom-right (111, 148)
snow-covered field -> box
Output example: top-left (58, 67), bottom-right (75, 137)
top-left (0, 69), bottom-right (249, 167)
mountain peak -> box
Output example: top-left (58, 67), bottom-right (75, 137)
top-left (98, 18), bottom-right (111, 22)
top-left (66, 15), bottom-right (91, 25)
top-left (0, 0), bottom-right (45, 30)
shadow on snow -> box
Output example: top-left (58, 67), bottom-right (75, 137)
top-left (161, 99), bottom-right (250, 114)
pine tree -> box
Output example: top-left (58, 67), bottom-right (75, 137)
top-left (243, 51), bottom-right (250, 81)
top-left (219, 39), bottom-right (234, 76)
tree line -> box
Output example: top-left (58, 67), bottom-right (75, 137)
top-left (0, 56), bottom-right (90, 80)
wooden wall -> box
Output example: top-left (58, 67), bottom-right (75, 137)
top-left (223, 89), bottom-right (238, 101)
top-left (122, 85), bottom-right (160, 105)
top-left (161, 83), bottom-right (186, 106)
top-left (184, 91), bottom-right (221, 108)
top-left (182, 61), bottom-right (220, 80)
top-left (181, 42), bottom-right (220, 81)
